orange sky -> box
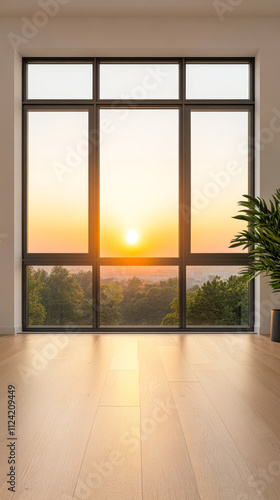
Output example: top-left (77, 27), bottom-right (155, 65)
top-left (27, 84), bottom-right (248, 256)
top-left (28, 111), bottom-right (89, 253)
top-left (100, 109), bottom-right (179, 257)
top-left (191, 111), bottom-right (248, 253)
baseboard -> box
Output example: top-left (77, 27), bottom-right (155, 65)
top-left (0, 326), bottom-right (21, 335)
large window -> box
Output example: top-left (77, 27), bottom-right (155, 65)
top-left (22, 58), bottom-right (254, 332)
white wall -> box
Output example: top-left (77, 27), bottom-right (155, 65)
top-left (0, 15), bottom-right (279, 334)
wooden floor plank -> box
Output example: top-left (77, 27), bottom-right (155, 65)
top-left (138, 340), bottom-right (200, 500)
top-left (158, 346), bottom-right (197, 381)
top-left (234, 333), bottom-right (280, 375)
top-left (189, 363), bottom-right (218, 371)
top-left (170, 381), bottom-right (263, 500)
top-left (209, 334), bottom-right (280, 402)
top-left (174, 333), bottom-right (214, 365)
top-left (247, 334), bottom-right (280, 358)
top-left (203, 335), bottom-right (280, 440)
top-left (194, 368), bottom-right (280, 500)
top-left (0, 334), bottom-right (48, 364)
top-left (214, 334), bottom-right (280, 398)
top-left (99, 370), bottom-right (139, 406)
top-left (110, 341), bottom-right (138, 370)
top-left (74, 406), bottom-right (142, 500)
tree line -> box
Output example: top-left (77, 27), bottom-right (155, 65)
top-left (28, 266), bottom-right (248, 326)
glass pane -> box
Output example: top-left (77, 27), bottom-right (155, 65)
top-left (28, 111), bottom-right (89, 253)
top-left (27, 64), bottom-right (93, 99)
top-left (99, 64), bottom-right (179, 99)
top-left (191, 111), bottom-right (248, 253)
top-left (186, 64), bottom-right (250, 99)
top-left (100, 267), bottom-right (178, 327)
top-left (100, 109), bottom-right (179, 257)
top-left (28, 266), bottom-right (92, 326)
top-left (186, 266), bottom-right (249, 326)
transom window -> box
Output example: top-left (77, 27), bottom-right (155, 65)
top-left (22, 57), bottom-right (254, 332)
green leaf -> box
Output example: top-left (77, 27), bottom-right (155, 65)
top-left (230, 190), bottom-right (280, 292)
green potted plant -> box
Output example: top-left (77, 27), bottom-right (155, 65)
top-left (230, 189), bottom-right (280, 342)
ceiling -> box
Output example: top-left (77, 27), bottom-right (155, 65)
top-left (0, 0), bottom-right (280, 17)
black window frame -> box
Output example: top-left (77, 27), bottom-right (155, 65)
top-left (22, 56), bottom-right (255, 332)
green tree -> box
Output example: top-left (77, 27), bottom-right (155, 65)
top-left (161, 275), bottom-right (249, 326)
top-left (100, 283), bottom-right (124, 325)
top-left (187, 275), bottom-right (248, 326)
top-left (28, 267), bottom-right (46, 325)
top-left (121, 277), bottom-right (178, 325)
top-left (75, 270), bottom-right (92, 299)
top-left (122, 276), bottom-right (144, 303)
top-left (75, 270), bottom-right (93, 325)
top-left (40, 266), bottom-right (84, 325)
top-left (161, 296), bottom-right (179, 325)
top-left (187, 277), bottom-right (226, 325)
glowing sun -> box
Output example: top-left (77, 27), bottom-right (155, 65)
top-left (126, 230), bottom-right (139, 245)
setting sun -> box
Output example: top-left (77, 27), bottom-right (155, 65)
top-left (126, 230), bottom-right (139, 245)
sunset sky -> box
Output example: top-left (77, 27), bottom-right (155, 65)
top-left (191, 111), bottom-right (248, 253)
top-left (27, 63), bottom-right (249, 256)
top-left (28, 111), bottom-right (89, 253)
top-left (100, 109), bottom-right (179, 257)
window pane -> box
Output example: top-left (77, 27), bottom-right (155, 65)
top-left (191, 111), bottom-right (248, 253)
top-left (186, 64), bottom-right (250, 99)
top-left (99, 64), bottom-right (179, 99)
top-left (186, 266), bottom-right (249, 326)
top-left (100, 109), bottom-right (179, 257)
top-left (28, 111), bottom-right (89, 253)
top-left (27, 266), bottom-right (92, 326)
top-left (100, 267), bottom-right (178, 327)
top-left (27, 64), bottom-right (93, 99)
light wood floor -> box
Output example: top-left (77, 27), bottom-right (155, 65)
top-left (1, 333), bottom-right (280, 500)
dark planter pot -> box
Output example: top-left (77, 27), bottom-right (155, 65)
top-left (270, 309), bottom-right (280, 342)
